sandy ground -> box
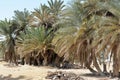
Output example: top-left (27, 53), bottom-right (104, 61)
top-left (0, 61), bottom-right (119, 80)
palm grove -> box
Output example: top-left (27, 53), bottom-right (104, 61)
top-left (0, 0), bottom-right (120, 77)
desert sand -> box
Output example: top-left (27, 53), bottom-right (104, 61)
top-left (0, 61), bottom-right (119, 80)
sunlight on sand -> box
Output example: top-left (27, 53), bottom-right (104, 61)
top-left (0, 61), bottom-right (119, 80)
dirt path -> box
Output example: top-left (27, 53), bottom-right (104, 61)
top-left (0, 61), bottom-right (118, 80)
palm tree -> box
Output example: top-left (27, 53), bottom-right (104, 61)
top-left (47, 0), bottom-right (65, 17)
top-left (31, 0), bottom-right (65, 30)
top-left (0, 19), bottom-right (18, 65)
top-left (47, 0), bottom-right (66, 31)
top-left (89, 0), bottom-right (120, 76)
top-left (52, 0), bottom-right (120, 76)
top-left (15, 26), bottom-right (60, 66)
top-left (12, 8), bottom-right (30, 34)
top-left (31, 4), bottom-right (55, 29)
top-left (0, 9), bottom-right (30, 65)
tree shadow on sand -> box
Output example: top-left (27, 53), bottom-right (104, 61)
top-left (81, 73), bottom-right (120, 80)
top-left (3, 63), bottom-right (22, 68)
top-left (0, 74), bottom-right (32, 80)
top-left (81, 73), bottom-right (107, 78)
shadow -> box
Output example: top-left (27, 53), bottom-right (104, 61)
top-left (81, 73), bottom-right (107, 78)
top-left (81, 73), bottom-right (120, 80)
top-left (0, 59), bottom-right (5, 62)
top-left (3, 63), bottom-right (22, 68)
top-left (0, 74), bottom-right (32, 80)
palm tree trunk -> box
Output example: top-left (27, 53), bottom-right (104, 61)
top-left (112, 44), bottom-right (120, 77)
top-left (92, 49), bottom-right (103, 75)
top-left (5, 37), bottom-right (18, 65)
top-left (113, 52), bottom-right (119, 77)
top-left (85, 54), bottom-right (97, 73)
top-left (103, 63), bottom-right (107, 72)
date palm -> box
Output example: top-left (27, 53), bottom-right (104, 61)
top-left (16, 26), bottom-right (55, 66)
top-left (47, 0), bottom-right (65, 17)
top-left (0, 19), bottom-right (18, 65)
top-left (89, 0), bottom-right (120, 76)
top-left (76, 0), bottom-right (120, 76)
top-left (32, 4), bottom-right (55, 29)
top-left (31, 0), bottom-right (65, 30)
top-left (12, 8), bottom-right (30, 34)
top-left (0, 9), bottom-right (30, 65)
top-left (52, 0), bottom-right (120, 76)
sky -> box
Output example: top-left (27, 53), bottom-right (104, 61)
top-left (0, 0), bottom-right (70, 20)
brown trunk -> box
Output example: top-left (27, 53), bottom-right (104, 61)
top-left (86, 62), bottom-right (97, 73)
top-left (103, 63), bottom-right (107, 72)
top-left (92, 49), bottom-right (103, 75)
top-left (85, 53), bottom-right (97, 73)
top-left (43, 58), bottom-right (48, 66)
top-left (113, 52), bottom-right (119, 77)
top-left (112, 44), bottom-right (120, 77)
top-left (93, 55), bottom-right (102, 74)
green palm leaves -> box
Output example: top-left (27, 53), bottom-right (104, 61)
top-left (16, 26), bottom-right (53, 57)
top-left (32, 0), bottom-right (65, 29)
top-left (13, 9), bottom-right (30, 33)
top-left (13, 9), bottom-right (30, 25)
top-left (0, 19), bottom-right (12, 36)
top-left (47, 0), bottom-right (65, 16)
